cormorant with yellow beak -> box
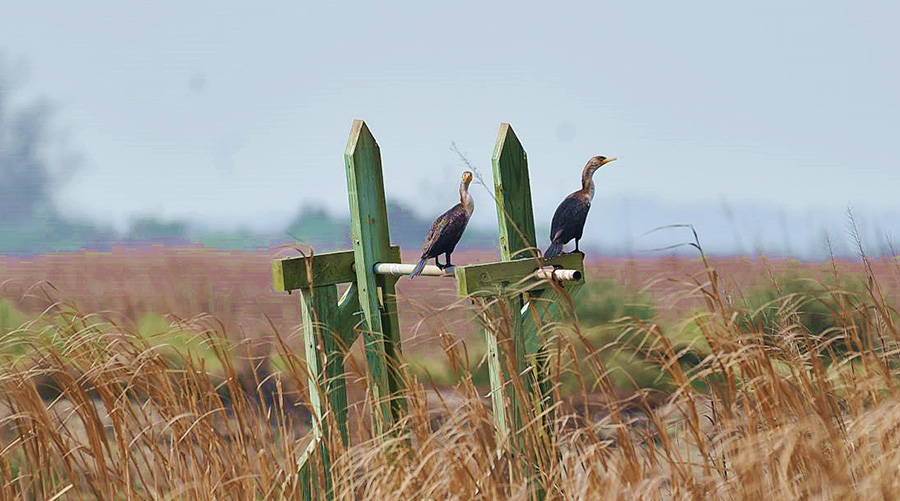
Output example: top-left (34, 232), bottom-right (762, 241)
top-left (544, 156), bottom-right (616, 259)
top-left (409, 171), bottom-right (475, 278)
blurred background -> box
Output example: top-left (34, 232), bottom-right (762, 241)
top-left (0, 1), bottom-right (898, 259)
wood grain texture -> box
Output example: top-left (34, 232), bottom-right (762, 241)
top-left (476, 293), bottom-right (534, 480)
top-left (475, 124), bottom-right (534, 481)
top-left (299, 285), bottom-right (345, 499)
top-left (480, 299), bottom-right (510, 440)
top-left (273, 249), bottom-right (353, 291)
top-left (482, 124), bottom-right (568, 493)
top-left (336, 282), bottom-right (361, 348)
top-left (344, 119), bottom-right (404, 432)
top-left (521, 283), bottom-right (584, 438)
top-left (492, 123), bottom-right (537, 260)
top-left (293, 283), bottom-right (367, 500)
top-left (377, 275), bottom-right (406, 417)
top-left (294, 437), bottom-right (321, 500)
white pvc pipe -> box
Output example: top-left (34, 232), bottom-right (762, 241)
top-left (371, 262), bottom-right (454, 277)
top-left (534, 267), bottom-right (582, 282)
top-left (366, 262), bottom-right (580, 281)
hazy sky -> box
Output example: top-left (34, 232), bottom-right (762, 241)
top-left (2, 1), bottom-right (898, 244)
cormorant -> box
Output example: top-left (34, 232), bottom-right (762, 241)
top-left (409, 171), bottom-right (475, 279)
top-left (544, 156), bottom-right (616, 259)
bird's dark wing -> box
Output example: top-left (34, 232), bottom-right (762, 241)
top-left (549, 194), bottom-right (590, 244)
top-left (421, 204), bottom-right (470, 258)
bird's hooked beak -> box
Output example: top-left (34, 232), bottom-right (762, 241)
top-left (600, 157), bottom-right (617, 167)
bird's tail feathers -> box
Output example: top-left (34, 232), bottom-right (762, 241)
top-left (544, 242), bottom-right (564, 260)
top-left (409, 258), bottom-right (428, 279)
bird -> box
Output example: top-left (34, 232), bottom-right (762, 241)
top-left (409, 171), bottom-right (475, 279)
top-left (544, 156), bottom-right (616, 259)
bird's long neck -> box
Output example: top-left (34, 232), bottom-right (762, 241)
top-left (460, 181), bottom-right (474, 218)
top-left (581, 167), bottom-right (597, 201)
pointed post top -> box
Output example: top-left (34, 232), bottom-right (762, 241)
top-left (492, 123), bottom-right (537, 261)
top-left (344, 118), bottom-right (392, 321)
top-left (346, 119), bottom-right (377, 157)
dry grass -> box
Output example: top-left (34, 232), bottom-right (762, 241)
top-left (2, 248), bottom-right (900, 499)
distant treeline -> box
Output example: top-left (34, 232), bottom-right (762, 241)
top-left (0, 200), bottom-right (499, 256)
top-left (0, 59), bottom-right (502, 256)
top-left (2, 58), bottom-right (892, 259)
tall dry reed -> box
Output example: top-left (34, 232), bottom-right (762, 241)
top-left (2, 250), bottom-right (900, 499)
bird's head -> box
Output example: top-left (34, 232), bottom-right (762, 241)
top-left (581, 156), bottom-right (616, 193)
top-left (585, 156), bottom-right (617, 174)
top-left (460, 171), bottom-right (475, 213)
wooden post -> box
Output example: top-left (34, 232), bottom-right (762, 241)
top-left (274, 247), bottom-right (401, 500)
top-left (272, 249), bottom-right (369, 443)
top-left (299, 284), bottom-right (339, 498)
top-left (455, 252), bottom-right (586, 459)
top-left (491, 123), bottom-right (578, 413)
top-left (475, 123), bottom-right (586, 490)
top-left (483, 123), bottom-right (535, 480)
top-left (344, 120), bottom-right (405, 433)
top-left (493, 123), bottom-right (538, 260)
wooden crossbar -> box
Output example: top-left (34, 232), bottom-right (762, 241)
top-left (455, 252), bottom-right (585, 297)
top-left (272, 246), bottom-right (401, 291)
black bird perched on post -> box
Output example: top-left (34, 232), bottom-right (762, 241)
top-left (409, 171), bottom-right (475, 279)
top-left (544, 156), bottom-right (616, 259)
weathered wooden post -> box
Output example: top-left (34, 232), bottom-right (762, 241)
top-left (493, 123), bottom-right (586, 425)
top-left (454, 123), bottom-right (585, 488)
top-left (272, 120), bottom-right (404, 498)
top-left (345, 121), bottom-right (405, 432)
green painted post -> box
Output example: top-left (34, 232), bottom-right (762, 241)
top-left (272, 245), bottom-right (402, 442)
top-left (488, 123), bottom-right (574, 492)
top-left (344, 120), bottom-right (404, 433)
top-left (301, 284), bottom-right (354, 446)
top-left (486, 124), bottom-right (536, 468)
top-left (492, 123), bottom-right (537, 260)
top-left (275, 249), bottom-right (407, 444)
top-left (491, 123), bottom-right (571, 402)
top-left (274, 249), bottom-right (397, 499)
top-left (455, 253), bottom-right (585, 432)
top-left (292, 270), bottom-right (367, 498)
top-left (481, 300), bottom-right (509, 438)
top-left (299, 284), bottom-right (340, 498)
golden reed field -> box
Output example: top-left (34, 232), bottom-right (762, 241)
top-left (2, 246), bottom-right (900, 499)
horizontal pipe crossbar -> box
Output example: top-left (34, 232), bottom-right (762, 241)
top-left (534, 267), bottom-right (581, 282)
top-left (366, 262), bottom-right (581, 282)
top-left (370, 262), bottom-right (454, 277)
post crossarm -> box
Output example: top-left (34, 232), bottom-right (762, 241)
top-left (454, 253), bottom-right (585, 298)
top-left (272, 246), bottom-right (401, 291)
